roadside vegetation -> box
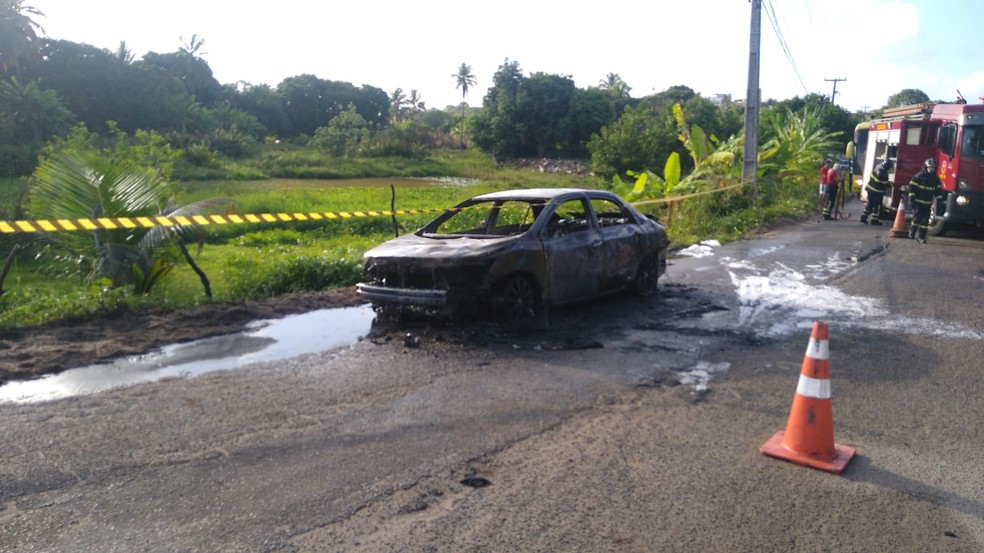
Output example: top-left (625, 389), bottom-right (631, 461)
top-left (0, 1), bottom-right (902, 330)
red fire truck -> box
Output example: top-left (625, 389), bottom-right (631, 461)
top-left (850, 99), bottom-right (984, 235)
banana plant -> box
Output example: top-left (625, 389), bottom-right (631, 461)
top-left (616, 103), bottom-right (742, 202)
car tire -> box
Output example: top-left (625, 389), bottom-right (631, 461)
top-left (492, 274), bottom-right (542, 323)
top-left (632, 253), bottom-right (661, 297)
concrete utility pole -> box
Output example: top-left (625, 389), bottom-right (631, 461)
top-left (743, 0), bottom-right (762, 203)
top-left (825, 77), bottom-right (846, 104)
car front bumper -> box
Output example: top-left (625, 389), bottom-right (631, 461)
top-left (356, 282), bottom-right (448, 306)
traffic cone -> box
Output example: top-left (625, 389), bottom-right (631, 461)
top-left (889, 196), bottom-right (909, 238)
top-left (760, 321), bottom-right (856, 474)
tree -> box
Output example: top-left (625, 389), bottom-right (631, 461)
top-left (226, 82), bottom-right (288, 138)
top-left (761, 93), bottom-right (857, 153)
top-left (0, 77), bottom-right (74, 176)
top-left (0, 77), bottom-right (73, 143)
top-left (596, 72), bottom-right (633, 116)
top-left (517, 72), bottom-right (576, 156)
top-left (587, 86), bottom-right (744, 180)
top-left (471, 59), bottom-right (528, 158)
top-left (0, 0), bottom-right (44, 75)
top-left (276, 75), bottom-right (387, 138)
top-left (140, 48), bottom-right (223, 106)
top-left (19, 39), bottom-right (193, 133)
top-left (599, 73), bottom-right (631, 98)
top-left (886, 88), bottom-right (930, 108)
top-left (565, 87), bottom-right (615, 152)
top-left (407, 89), bottom-right (424, 112)
top-left (114, 40), bottom-right (134, 63)
top-left (453, 63), bottom-right (477, 107)
top-left (588, 99), bottom-right (680, 180)
top-left (309, 104), bottom-right (370, 157)
top-left (453, 63), bottom-right (477, 146)
top-left (389, 88), bottom-right (408, 122)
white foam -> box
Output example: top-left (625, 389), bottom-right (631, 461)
top-left (675, 361), bottom-right (731, 392)
top-left (724, 259), bottom-right (982, 339)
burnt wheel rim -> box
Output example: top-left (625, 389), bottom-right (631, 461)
top-left (497, 277), bottom-right (536, 319)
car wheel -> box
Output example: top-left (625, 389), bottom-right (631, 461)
top-left (632, 253), bottom-right (660, 296)
top-left (492, 274), bottom-right (541, 322)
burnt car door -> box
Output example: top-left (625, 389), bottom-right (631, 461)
top-left (588, 196), bottom-right (651, 292)
top-left (541, 197), bottom-right (605, 303)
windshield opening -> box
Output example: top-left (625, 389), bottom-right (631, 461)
top-left (427, 200), bottom-right (546, 236)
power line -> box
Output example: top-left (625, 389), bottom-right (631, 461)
top-left (763, 0), bottom-right (809, 94)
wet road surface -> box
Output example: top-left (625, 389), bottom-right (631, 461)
top-left (1, 198), bottom-right (982, 552)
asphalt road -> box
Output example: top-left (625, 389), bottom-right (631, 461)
top-left (1, 198), bottom-right (982, 552)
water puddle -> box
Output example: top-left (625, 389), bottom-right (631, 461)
top-left (0, 305), bottom-right (376, 404)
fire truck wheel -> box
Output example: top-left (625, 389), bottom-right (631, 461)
top-left (927, 201), bottom-right (949, 236)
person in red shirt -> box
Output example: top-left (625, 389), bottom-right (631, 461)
top-left (822, 162), bottom-right (843, 220)
top-left (818, 159), bottom-right (833, 196)
top-left (820, 159), bottom-right (834, 186)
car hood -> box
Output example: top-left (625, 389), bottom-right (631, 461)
top-left (363, 233), bottom-right (522, 261)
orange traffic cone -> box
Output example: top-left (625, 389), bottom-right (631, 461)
top-left (889, 196), bottom-right (909, 238)
top-left (760, 321), bottom-right (856, 474)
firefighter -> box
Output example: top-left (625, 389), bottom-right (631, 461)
top-left (906, 157), bottom-right (943, 243)
top-left (822, 162), bottom-right (844, 220)
top-left (860, 158), bottom-right (893, 225)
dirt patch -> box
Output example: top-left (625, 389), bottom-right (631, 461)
top-left (0, 287), bottom-right (366, 384)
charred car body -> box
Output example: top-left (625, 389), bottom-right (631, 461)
top-left (356, 188), bottom-right (669, 321)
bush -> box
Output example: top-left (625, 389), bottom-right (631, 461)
top-left (0, 143), bottom-right (40, 177)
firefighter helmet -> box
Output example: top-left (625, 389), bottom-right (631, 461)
top-left (924, 158), bottom-right (938, 169)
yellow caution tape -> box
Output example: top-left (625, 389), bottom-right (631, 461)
top-left (630, 182), bottom-right (747, 206)
top-left (0, 208), bottom-right (444, 234)
top-left (0, 184), bottom-right (748, 233)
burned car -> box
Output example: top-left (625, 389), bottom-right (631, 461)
top-left (356, 188), bottom-right (669, 321)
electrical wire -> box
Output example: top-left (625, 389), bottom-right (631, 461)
top-left (764, 0), bottom-right (809, 94)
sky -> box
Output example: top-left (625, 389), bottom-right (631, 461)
top-left (24, 0), bottom-right (984, 114)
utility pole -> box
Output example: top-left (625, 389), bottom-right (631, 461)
top-left (743, 0), bottom-right (762, 203)
top-left (825, 77), bottom-right (846, 104)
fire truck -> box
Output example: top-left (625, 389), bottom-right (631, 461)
top-left (849, 99), bottom-right (984, 235)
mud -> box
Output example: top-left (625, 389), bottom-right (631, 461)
top-left (0, 287), bottom-right (366, 384)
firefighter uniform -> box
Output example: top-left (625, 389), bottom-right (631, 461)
top-left (907, 160), bottom-right (943, 243)
top-left (861, 159), bottom-right (893, 225)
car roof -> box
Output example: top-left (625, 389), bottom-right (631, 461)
top-left (469, 188), bottom-right (614, 202)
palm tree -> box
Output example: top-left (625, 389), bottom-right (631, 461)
top-left (0, 77), bottom-right (74, 144)
top-left (599, 73), bottom-right (631, 98)
top-left (179, 33), bottom-right (207, 57)
top-left (114, 40), bottom-right (135, 64)
top-left (389, 88), bottom-right (407, 122)
top-left (30, 153), bottom-right (232, 296)
top-left (452, 63), bottom-right (477, 147)
top-left (0, 0), bottom-right (45, 75)
top-left (407, 89), bottom-right (424, 112)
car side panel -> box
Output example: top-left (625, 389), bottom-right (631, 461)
top-left (596, 223), bottom-right (653, 292)
top-left (541, 228), bottom-right (605, 304)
